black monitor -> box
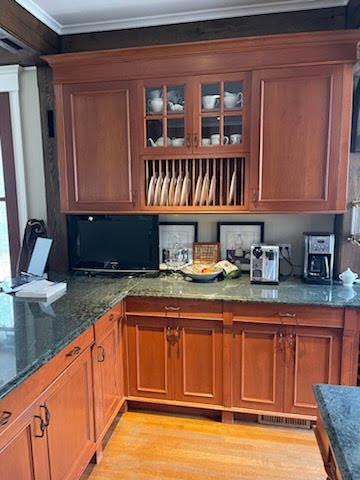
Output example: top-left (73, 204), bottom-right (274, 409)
top-left (68, 215), bottom-right (159, 274)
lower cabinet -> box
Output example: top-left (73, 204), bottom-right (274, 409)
top-left (232, 322), bottom-right (342, 415)
top-left (126, 316), bottom-right (223, 405)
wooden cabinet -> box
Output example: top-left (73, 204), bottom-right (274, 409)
top-left (93, 307), bottom-right (124, 440)
top-left (126, 315), bottom-right (223, 405)
top-left (233, 321), bottom-right (342, 416)
top-left (56, 80), bottom-right (139, 212)
top-left (250, 64), bottom-right (352, 212)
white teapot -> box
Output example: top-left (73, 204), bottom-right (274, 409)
top-left (339, 268), bottom-right (358, 286)
top-left (148, 137), bottom-right (172, 147)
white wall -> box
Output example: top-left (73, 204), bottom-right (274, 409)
top-left (19, 67), bottom-right (47, 223)
top-left (160, 213), bottom-right (335, 273)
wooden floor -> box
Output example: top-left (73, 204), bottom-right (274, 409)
top-left (82, 411), bottom-right (326, 480)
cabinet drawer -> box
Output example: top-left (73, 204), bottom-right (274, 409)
top-left (126, 297), bottom-right (222, 320)
top-left (0, 327), bottom-right (94, 435)
top-left (227, 302), bottom-right (344, 328)
top-left (94, 303), bottom-right (122, 340)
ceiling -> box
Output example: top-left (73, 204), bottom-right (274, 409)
top-left (16, 0), bottom-right (349, 35)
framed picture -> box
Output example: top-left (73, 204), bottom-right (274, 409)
top-left (217, 222), bottom-right (264, 271)
top-left (193, 242), bottom-right (220, 264)
top-left (159, 222), bottom-right (198, 269)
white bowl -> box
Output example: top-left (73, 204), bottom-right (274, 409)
top-left (182, 265), bottom-right (222, 282)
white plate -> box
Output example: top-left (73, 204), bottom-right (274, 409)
top-left (153, 176), bottom-right (163, 206)
top-left (168, 177), bottom-right (176, 206)
top-left (180, 176), bottom-right (191, 206)
top-left (200, 174), bottom-right (209, 206)
top-left (227, 172), bottom-right (236, 205)
top-left (160, 176), bottom-right (169, 206)
top-left (193, 176), bottom-right (202, 206)
top-left (147, 175), bottom-right (156, 206)
top-left (208, 176), bottom-right (216, 205)
top-left (173, 177), bottom-right (182, 206)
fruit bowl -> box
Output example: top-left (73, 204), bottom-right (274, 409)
top-left (182, 264), bottom-right (223, 282)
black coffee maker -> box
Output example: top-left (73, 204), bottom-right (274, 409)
top-left (303, 232), bottom-right (335, 285)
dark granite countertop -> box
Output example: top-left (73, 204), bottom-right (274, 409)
top-left (0, 274), bottom-right (359, 401)
top-left (313, 384), bottom-right (360, 480)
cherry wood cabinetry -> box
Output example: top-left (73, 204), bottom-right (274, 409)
top-left (45, 31), bottom-right (359, 214)
top-left (55, 81), bottom-right (139, 212)
top-left (250, 64), bottom-right (352, 212)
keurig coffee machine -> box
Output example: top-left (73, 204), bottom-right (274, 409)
top-left (303, 232), bottom-right (335, 285)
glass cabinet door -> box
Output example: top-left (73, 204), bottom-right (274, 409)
top-left (144, 83), bottom-right (188, 150)
top-left (197, 78), bottom-right (245, 151)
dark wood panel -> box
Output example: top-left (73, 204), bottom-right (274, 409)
top-left (60, 7), bottom-right (346, 53)
top-left (346, 0), bottom-right (360, 28)
top-left (37, 66), bottom-right (68, 272)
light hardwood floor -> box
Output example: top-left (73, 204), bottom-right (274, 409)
top-left (82, 411), bottom-right (326, 480)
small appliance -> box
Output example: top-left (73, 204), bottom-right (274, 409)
top-left (303, 232), bottom-right (335, 285)
top-left (250, 245), bottom-right (280, 285)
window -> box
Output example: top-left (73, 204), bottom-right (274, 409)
top-left (0, 93), bottom-right (20, 280)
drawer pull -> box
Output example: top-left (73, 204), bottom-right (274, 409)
top-left (34, 415), bottom-right (46, 438)
top-left (278, 313), bottom-right (296, 318)
top-left (278, 333), bottom-right (283, 346)
top-left (40, 405), bottom-right (51, 427)
top-left (0, 411), bottom-right (11, 426)
top-left (98, 345), bottom-right (106, 362)
top-left (66, 346), bottom-right (81, 357)
top-left (164, 306), bottom-right (180, 311)
top-left (166, 326), bottom-right (172, 342)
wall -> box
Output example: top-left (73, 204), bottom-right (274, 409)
top-left (19, 67), bottom-right (47, 223)
top-left (160, 213), bottom-right (335, 275)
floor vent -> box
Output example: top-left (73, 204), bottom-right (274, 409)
top-left (258, 415), bottom-right (311, 429)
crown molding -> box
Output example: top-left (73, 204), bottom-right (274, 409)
top-left (15, 0), bottom-right (62, 34)
top-left (16, 0), bottom-right (348, 36)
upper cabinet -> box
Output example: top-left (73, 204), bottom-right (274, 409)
top-left (55, 81), bottom-right (139, 212)
top-left (250, 64), bottom-right (353, 212)
top-left (45, 31), bottom-right (359, 214)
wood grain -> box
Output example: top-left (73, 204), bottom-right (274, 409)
top-left (81, 411), bottom-right (326, 480)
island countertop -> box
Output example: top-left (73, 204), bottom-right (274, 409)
top-left (313, 384), bottom-right (360, 480)
top-left (0, 274), bottom-right (359, 401)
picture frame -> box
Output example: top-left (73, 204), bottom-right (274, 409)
top-left (193, 242), bottom-right (220, 264)
top-left (159, 222), bottom-right (198, 269)
top-left (217, 222), bottom-right (264, 271)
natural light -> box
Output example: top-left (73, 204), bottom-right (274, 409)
top-left (0, 138), bottom-right (11, 281)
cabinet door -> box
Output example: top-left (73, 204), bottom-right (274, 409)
top-left (58, 81), bottom-right (139, 212)
top-left (126, 316), bottom-right (174, 400)
top-left (93, 320), bottom-right (121, 440)
top-left (284, 326), bottom-right (342, 416)
top-left (45, 347), bottom-right (95, 480)
top-left (232, 323), bottom-right (285, 412)
top-left (250, 64), bottom-right (349, 212)
top-left (0, 402), bottom-right (50, 480)
top-left (174, 320), bottom-right (223, 405)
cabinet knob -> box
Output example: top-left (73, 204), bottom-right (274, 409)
top-left (109, 314), bottom-right (114, 321)
top-left (193, 133), bottom-right (199, 148)
top-left (186, 133), bottom-right (191, 148)
top-left (252, 189), bottom-right (258, 206)
top-left (278, 333), bottom-right (283, 346)
top-left (174, 326), bottom-right (180, 341)
top-left (66, 346), bottom-right (81, 357)
top-left (166, 326), bottom-right (172, 342)
top-left (0, 411), bottom-right (11, 426)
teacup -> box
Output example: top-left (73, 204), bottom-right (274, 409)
top-left (149, 89), bottom-right (162, 99)
top-left (202, 95), bottom-right (220, 110)
top-left (202, 138), bottom-right (211, 146)
top-left (230, 134), bottom-right (242, 144)
top-left (224, 92), bottom-right (243, 109)
top-left (147, 97), bottom-right (163, 113)
top-left (172, 138), bottom-right (185, 147)
top-left (211, 134), bottom-right (229, 145)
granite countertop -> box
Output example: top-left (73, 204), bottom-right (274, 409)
top-left (313, 384), bottom-right (360, 480)
top-left (0, 273), bottom-right (359, 401)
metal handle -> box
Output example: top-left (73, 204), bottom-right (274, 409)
top-left (278, 333), bottom-right (283, 346)
top-left (40, 405), bottom-right (50, 427)
top-left (34, 415), bottom-right (46, 438)
top-left (66, 346), bottom-right (81, 357)
top-left (98, 345), bottom-right (106, 362)
top-left (109, 314), bottom-right (114, 321)
top-left (288, 334), bottom-right (295, 349)
top-left (186, 133), bottom-right (191, 148)
top-left (164, 306), bottom-right (180, 311)
top-left (252, 189), bottom-right (257, 205)
top-left (166, 326), bottom-right (172, 342)
top-left (0, 411), bottom-right (11, 426)
top-left (174, 326), bottom-right (180, 342)
top-left (279, 313), bottom-right (296, 318)
top-left (193, 133), bottom-right (199, 148)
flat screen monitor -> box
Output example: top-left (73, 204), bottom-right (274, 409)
top-left (68, 215), bottom-right (159, 273)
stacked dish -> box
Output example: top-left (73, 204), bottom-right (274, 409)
top-left (147, 175), bottom-right (191, 206)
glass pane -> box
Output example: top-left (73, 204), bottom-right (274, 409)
top-left (0, 201), bottom-right (11, 280)
top-left (201, 117), bottom-right (220, 145)
top-left (0, 139), bottom-right (4, 197)
top-left (224, 81), bottom-right (243, 110)
top-left (168, 118), bottom-right (185, 147)
top-left (146, 120), bottom-right (165, 147)
top-left (201, 83), bottom-right (220, 112)
top-left (224, 116), bottom-right (243, 145)
top-left (166, 86), bottom-right (185, 114)
top-left (146, 87), bottom-right (163, 115)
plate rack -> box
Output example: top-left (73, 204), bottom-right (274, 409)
top-left (144, 157), bottom-right (245, 208)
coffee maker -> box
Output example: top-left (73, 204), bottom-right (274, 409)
top-left (303, 233), bottom-right (335, 285)
top-left (250, 245), bottom-right (280, 285)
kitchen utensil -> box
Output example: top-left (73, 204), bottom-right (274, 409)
top-left (148, 89), bottom-right (162, 99)
top-left (147, 97), bottom-right (163, 113)
top-left (182, 264), bottom-right (222, 282)
top-left (202, 94), bottom-right (220, 110)
top-left (148, 137), bottom-right (172, 147)
top-left (230, 134), bottom-right (242, 144)
top-left (201, 138), bottom-right (210, 145)
top-left (147, 175), bottom-right (157, 206)
top-left (172, 138), bottom-right (185, 147)
top-left (224, 91), bottom-right (243, 109)
top-left (339, 268), bottom-right (358, 286)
